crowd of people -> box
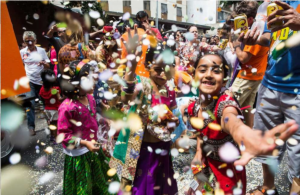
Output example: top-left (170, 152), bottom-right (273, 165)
top-left (19, 0), bottom-right (300, 194)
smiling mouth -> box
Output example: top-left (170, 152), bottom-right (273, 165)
top-left (202, 81), bottom-right (216, 86)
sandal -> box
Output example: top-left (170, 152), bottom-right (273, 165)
top-left (248, 186), bottom-right (279, 195)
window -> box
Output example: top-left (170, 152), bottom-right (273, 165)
top-left (217, 10), bottom-right (230, 22)
top-left (123, 0), bottom-right (131, 7)
top-left (177, 7), bottom-right (182, 17)
top-left (144, 0), bottom-right (150, 11)
top-left (161, 3), bottom-right (168, 14)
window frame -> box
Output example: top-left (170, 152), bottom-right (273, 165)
top-left (161, 3), bottom-right (168, 14)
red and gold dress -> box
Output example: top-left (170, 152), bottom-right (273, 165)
top-left (187, 94), bottom-right (246, 194)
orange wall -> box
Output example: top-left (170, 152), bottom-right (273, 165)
top-left (1, 3), bottom-right (30, 99)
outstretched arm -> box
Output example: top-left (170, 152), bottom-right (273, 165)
top-left (221, 106), bottom-right (298, 166)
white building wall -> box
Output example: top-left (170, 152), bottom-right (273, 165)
top-left (108, 0), bottom-right (123, 13)
top-left (106, 0), bottom-right (187, 22)
top-left (131, 0), bottom-right (143, 15)
top-left (186, 0), bottom-right (217, 25)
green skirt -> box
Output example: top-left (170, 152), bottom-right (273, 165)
top-left (63, 149), bottom-right (119, 195)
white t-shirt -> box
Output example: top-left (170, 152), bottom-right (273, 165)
top-left (20, 46), bottom-right (50, 85)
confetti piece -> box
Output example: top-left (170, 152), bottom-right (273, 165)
top-left (219, 142), bottom-right (239, 163)
top-left (208, 123), bottom-right (221, 131)
top-left (235, 165), bottom-right (243, 171)
top-left (9, 153), bottom-right (21, 164)
top-left (147, 146), bottom-right (153, 153)
top-left (181, 85), bottom-right (190, 94)
top-left (108, 181), bottom-right (120, 194)
top-left (33, 13), bottom-right (39, 20)
top-left (291, 106), bottom-right (297, 110)
top-left (49, 125), bottom-right (57, 130)
top-left (282, 73), bottom-right (293, 81)
top-left (190, 117), bottom-right (204, 129)
top-left (171, 148), bottom-right (179, 157)
top-left (275, 139), bottom-right (284, 146)
top-left (213, 96), bottom-right (218, 100)
top-left (218, 163), bottom-right (227, 169)
top-left (226, 169), bottom-right (234, 178)
top-left (44, 146), bottom-right (53, 154)
top-left (285, 32), bottom-right (300, 48)
top-left (240, 105), bottom-right (251, 110)
top-left (178, 148), bottom-right (184, 153)
top-left (56, 133), bottom-right (65, 144)
top-left (107, 168), bottom-right (117, 177)
top-left (89, 10), bottom-right (100, 19)
top-left (287, 138), bottom-right (298, 145)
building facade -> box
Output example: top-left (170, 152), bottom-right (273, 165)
top-left (101, 0), bottom-right (187, 23)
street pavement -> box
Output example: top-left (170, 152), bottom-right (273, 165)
top-left (2, 115), bottom-right (290, 195)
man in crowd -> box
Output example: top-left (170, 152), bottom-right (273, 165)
top-left (237, 1), bottom-right (300, 194)
top-left (231, 0), bottom-right (269, 128)
top-left (20, 31), bottom-right (50, 135)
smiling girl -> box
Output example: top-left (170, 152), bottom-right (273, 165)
top-left (185, 53), bottom-right (298, 194)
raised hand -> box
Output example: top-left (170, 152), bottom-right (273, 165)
top-left (267, 1), bottom-right (300, 32)
top-left (234, 120), bottom-right (298, 166)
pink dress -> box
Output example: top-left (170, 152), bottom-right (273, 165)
top-left (57, 94), bottom-right (98, 148)
top-left (50, 47), bottom-right (58, 76)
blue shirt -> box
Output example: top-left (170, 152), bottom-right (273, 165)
top-left (262, 1), bottom-right (300, 94)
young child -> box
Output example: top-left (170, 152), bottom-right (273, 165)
top-left (109, 27), bottom-right (179, 194)
top-left (39, 69), bottom-right (63, 142)
top-left (184, 54), bottom-right (246, 194)
top-left (57, 60), bottom-right (118, 194)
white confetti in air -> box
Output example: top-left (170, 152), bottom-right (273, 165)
top-left (147, 146), bottom-right (153, 153)
top-left (171, 24), bottom-right (178, 32)
top-left (143, 39), bottom-right (150, 46)
top-left (195, 191), bottom-right (203, 195)
top-left (251, 68), bottom-right (257, 73)
top-left (181, 85), bottom-right (190, 94)
top-left (33, 13), bottom-right (39, 20)
top-left (80, 77), bottom-right (93, 91)
top-left (251, 109), bottom-right (256, 114)
top-left (89, 10), bottom-right (100, 19)
top-left (173, 172), bottom-right (179, 179)
top-left (13, 79), bottom-right (19, 90)
top-left (233, 188), bottom-right (243, 195)
top-left (108, 128), bottom-right (116, 137)
top-left (126, 54), bottom-right (136, 61)
top-left (9, 153), bottom-right (21, 164)
top-left (34, 155), bottom-right (48, 169)
top-left (49, 98), bottom-right (56, 104)
top-left (155, 148), bottom-right (162, 154)
top-left (266, 189), bottom-right (276, 195)
top-left (202, 112), bottom-right (209, 119)
top-left (226, 169), bottom-right (234, 177)
top-left (39, 172), bottom-right (55, 185)
top-left (171, 148), bottom-right (179, 157)
top-left (104, 91), bottom-right (115, 100)
top-left (88, 3), bottom-right (93, 7)
top-left (287, 138), bottom-right (298, 145)
top-left (185, 32), bottom-right (194, 41)
top-left (275, 139), bottom-right (284, 146)
top-left (122, 12), bottom-right (130, 20)
top-left (135, 83), bottom-right (143, 91)
top-left (97, 18), bottom-right (104, 26)
top-left (108, 181), bottom-right (120, 194)
top-left (167, 39), bottom-right (175, 47)
top-left (56, 133), bottom-right (65, 144)
top-left (99, 70), bottom-right (113, 81)
top-left (218, 142), bottom-right (240, 163)
top-left (235, 165), bottom-right (244, 171)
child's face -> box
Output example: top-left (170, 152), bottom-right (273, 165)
top-left (150, 64), bottom-right (168, 87)
top-left (195, 55), bottom-right (226, 96)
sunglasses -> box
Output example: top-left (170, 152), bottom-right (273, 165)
top-left (25, 40), bottom-right (34, 43)
top-left (58, 30), bottom-right (66, 33)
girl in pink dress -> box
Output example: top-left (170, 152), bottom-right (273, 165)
top-left (57, 60), bottom-right (118, 194)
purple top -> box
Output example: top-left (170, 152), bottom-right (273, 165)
top-left (57, 94), bottom-right (98, 148)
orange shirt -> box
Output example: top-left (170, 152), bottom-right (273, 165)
top-left (121, 28), bottom-right (151, 78)
top-left (237, 44), bottom-right (269, 81)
